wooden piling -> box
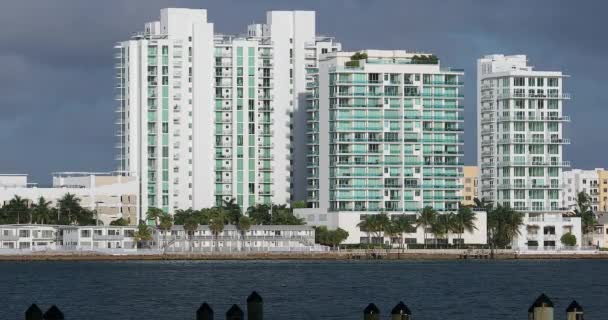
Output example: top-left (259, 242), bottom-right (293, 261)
top-left (25, 304), bottom-right (43, 320)
top-left (363, 303), bottom-right (380, 320)
top-left (197, 302), bottom-right (214, 320)
top-left (247, 291), bottom-right (263, 320)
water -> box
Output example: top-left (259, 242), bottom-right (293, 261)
top-left (0, 260), bottom-right (605, 319)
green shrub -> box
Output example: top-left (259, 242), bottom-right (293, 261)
top-left (560, 232), bottom-right (577, 246)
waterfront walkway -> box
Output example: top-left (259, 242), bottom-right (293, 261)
top-left (0, 248), bottom-right (604, 261)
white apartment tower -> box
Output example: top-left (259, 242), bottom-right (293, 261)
top-left (116, 9), bottom-right (340, 217)
top-left (477, 54), bottom-right (571, 212)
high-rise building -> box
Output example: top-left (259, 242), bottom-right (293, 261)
top-left (562, 168), bottom-right (606, 212)
top-left (115, 9), bottom-right (340, 218)
top-left (115, 9), bottom-right (214, 217)
top-left (307, 50), bottom-right (465, 212)
top-left (477, 54), bottom-right (571, 212)
top-left (462, 166), bottom-right (479, 206)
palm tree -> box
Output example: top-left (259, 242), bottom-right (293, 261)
top-left (133, 221), bottom-right (153, 249)
top-left (474, 197), bottom-right (493, 212)
top-left (183, 218), bottom-right (199, 252)
top-left (146, 207), bottom-right (164, 227)
top-left (416, 206), bottom-right (438, 248)
top-left (209, 209), bottom-right (227, 252)
top-left (57, 193), bottom-right (92, 225)
top-left (269, 204), bottom-right (305, 225)
top-left (373, 213), bottom-right (391, 246)
top-left (357, 216), bottom-right (373, 249)
top-left (574, 191), bottom-right (596, 235)
top-left (173, 209), bottom-right (193, 225)
top-left (222, 198), bottom-right (242, 224)
top-left (392, 215), bottom-right (416, 251)
top-left (31, 197), bottom-right (52, 224)
top-left (237, 216), bottom-right (252, 251)
top-left (453, 207), bottom-right (477, 248)
top-left (432, 212), bottom-right (455, 248)
top-left (247, 204), bottom-right (271, 225)
top-left (6, 195), bottom-right (30, 224)
top-left (158, 213), bottom-right (173, 250)
top-left (487, 205), bottom-right (524, 258)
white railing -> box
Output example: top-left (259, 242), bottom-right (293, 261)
top-left (515, 246), bottom-right (597, 254)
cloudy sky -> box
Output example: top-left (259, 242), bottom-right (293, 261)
top-left (0, 0), bottom-right (605, 184)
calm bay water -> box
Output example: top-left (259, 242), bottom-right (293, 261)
top-left (0, 260), bottom-right (605, 319)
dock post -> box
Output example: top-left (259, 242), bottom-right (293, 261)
top-left (363, 303), bottom-right (380, 320)
top-left (391, 301), bottom-right (412, 320)
top-left (531, 294), bottom-right (554, 320)
top-left (25, 304), bottom-right (43, 320)
top-left (197, 302), bottom-right (214, 320)
top-left (566, 301), bottom-right (584, 320)
top-left (247, 291), bottom-right (263, 320)
top-left (42, 306), bottom-right (64, 320)
top-left (226, 304), bottom-right (243, 320)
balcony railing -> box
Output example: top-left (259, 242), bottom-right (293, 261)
top-left (497, 92), bottom-right (571, 100)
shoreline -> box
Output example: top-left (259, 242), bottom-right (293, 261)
top-left (0, 251), bottom-right (606, 261)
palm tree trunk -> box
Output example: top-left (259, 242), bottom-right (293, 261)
top-left (423, 229), bottom-right (427, 249)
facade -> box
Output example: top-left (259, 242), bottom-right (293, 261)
top-left (61, 225), bottom-right (138, 250)
top-left (561, 168), bottom-right (605, 211)
top-left (115, 8), bottom-right (215, 218)
top-left (512, 212), bottom-right (583, 251)
top-left (156, 225), bottom-right (321, 252)
top-left (0, 173), bottom-right (138, 225)
top-left (307, 50), bottom-right (465, 212)
top-left (116, 8), bottom-right (340, 218)
top-left (462, 166), bottom-right (479, 206)
top-left (477, 54), bottom-right (570, 213)
top-left (598, 170), bottom-right (608, 212)
top-left (0, 224), bottom-right (58, 250)
top-left (294, 208), bottom-right (487, 245)
top-left (592, 212), bottom-right (608, 248)
top-left (0, 224), bottom-right (320, 252)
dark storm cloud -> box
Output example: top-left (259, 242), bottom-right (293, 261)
top-left (0, 0), bottom-right (606, 184)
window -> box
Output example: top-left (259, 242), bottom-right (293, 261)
top-left (548, 78), bottom-right (558, 87)
top-left (81, 230), bottom-right (91, 238)
top-left (514, 77), bottom-right (525, 86)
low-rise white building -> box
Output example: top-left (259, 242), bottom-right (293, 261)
top-left (294, 209), bottom-right (487, 246)
top-left (512, 212), bottom-right (583, 252)
top-left (0, 224), bottom-right (322, 253)
top-left (0, 224), bottom-right (59, 250)
top-left (60, 225), bottom-right (138, 250)
top-left (157, 225), bottom-right (321, 252)
top-left (592, 212), bottom-right (608, 248)
top-left (0, 172), bottom-right (139, 225)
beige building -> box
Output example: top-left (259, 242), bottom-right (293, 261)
top-left (598, 170), bottom-right (608, 212)
top-left (462, 166), bottom-right (479, 206)
top-left (0, 173), bottom-right (139, 225)
top-left (562, 168), bottom-right (607, 212)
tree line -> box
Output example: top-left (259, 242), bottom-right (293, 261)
top-left (0, 194), bottom-right (98, 226)
top-left (357, 206), bottom-right (478, 249)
